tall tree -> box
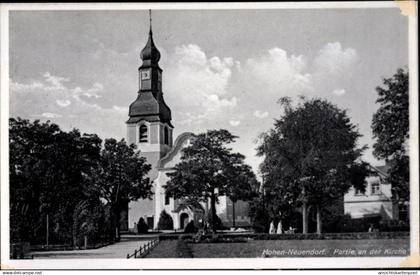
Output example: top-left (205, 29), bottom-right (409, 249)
top-left (9, 118), bottom-right (102, 245)
top-left (91, 138), bottom-right (152, 241)
top-left (165, 129), bottom-right (257, 232)
top-left (257, 98), bottom-right (368, 234)
top-left (371, 68), bottom-right (409, 201)
top-left (225, 156), bottom-right (259, 227)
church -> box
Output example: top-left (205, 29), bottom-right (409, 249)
top-left (123, 18), bottom-right (251, 232)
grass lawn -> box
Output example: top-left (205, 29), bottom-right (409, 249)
top-left (146, 240), bottom-right (181, 258)
top-left (146, 240), bottom-right (192, 258)
top-left (145, 238), bottom-right (410, 258)
top-left (190, 238), bottom-right (410, 258)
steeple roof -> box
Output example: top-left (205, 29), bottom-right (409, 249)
top-left (140, 11), bottom-right (161, 67)
top-left (127, 10), bottom-right (172, 127)
top-left (127, 92), bottom-right (172, 127)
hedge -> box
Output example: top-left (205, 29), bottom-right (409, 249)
top-left (157, 210), bottom-right (174, 230)
top-left (158, 231), bottom-right (409, 241)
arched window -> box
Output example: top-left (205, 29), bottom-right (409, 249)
top-left (164, 126), bottom-right (169, 145)
top-left (139, 124), bottom-right (148, 143)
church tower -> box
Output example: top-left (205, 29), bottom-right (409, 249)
top-left (126, 12), bottom-right (173, 230)
top-left (127, 13), bottom-right (173, 159)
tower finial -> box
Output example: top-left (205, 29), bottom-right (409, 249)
top-left (140, 8), bottom-right (160, 64)
top-left (149, 9), bottom-right (152, 33)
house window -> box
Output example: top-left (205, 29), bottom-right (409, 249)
top-left (354, 188), bottom-right (365, 196)
top-left (164, 192), bottom-right (170, 205)
top-left (139, 125), bottom-right (148, 143)
top-left (164, 127), bottom-right (169, 145)
top-left (371, 181), bottom-right (381, 195)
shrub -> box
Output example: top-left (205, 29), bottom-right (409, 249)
top-left (184, 220), bottom-right (197, 233)
top-left (341, 216), bottom-right (381, 233)
top-left (157, 210), bottom-right (174, 230)
top-left (317, 210), bottom-right (409, 233)
top-left (249, 232), bottom-right (408, 240)
top-left (137, 217), bottom-right (149, 234)
top-left (379, 219), bottom-right (409, 232)
top-left (207, 213), bottom-right (224, 231)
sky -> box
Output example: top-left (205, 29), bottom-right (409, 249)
top-left (9, 8), bottom-right (408, 177)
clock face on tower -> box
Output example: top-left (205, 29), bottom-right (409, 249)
top-left (141, 70), bottom-right (150, 80)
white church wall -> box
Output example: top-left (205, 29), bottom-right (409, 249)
top-left (154, 170), bottom-right (177, 229)
top-left (128, 151), bottom-right (160, 231)
top-left (128, 198), bottom-right (155, 230)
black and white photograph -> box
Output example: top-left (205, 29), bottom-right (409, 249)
top-left (0, 2), bottom-right (418, 270)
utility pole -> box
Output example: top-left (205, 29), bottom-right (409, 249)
top-left (46, 214), bottom-right (49, 247)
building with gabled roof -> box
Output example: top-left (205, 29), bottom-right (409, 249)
top-left (344, 164), bottom-right (408, 221)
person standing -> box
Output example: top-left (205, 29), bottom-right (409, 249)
top-left (269, 221), bottom-right (276, 234)
top-left (277, 220), bottom-right (283, 234)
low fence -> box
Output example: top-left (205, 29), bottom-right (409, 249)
top-left (127, 238), bottom-right (159, 259)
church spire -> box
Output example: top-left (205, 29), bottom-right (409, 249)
top-left (140, 9), bottom-right (160, 66)
top-left (129, 10), bottom-right (171, 127)
top-left (149, 9), bottom-right (152, 34)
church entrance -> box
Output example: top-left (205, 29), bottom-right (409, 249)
top-left (180, 213), bottom-right (189, 229)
